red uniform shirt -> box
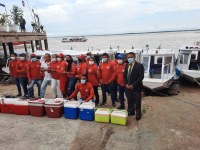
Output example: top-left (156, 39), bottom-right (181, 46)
top-left (27, 61), bottom-right (42, 80)
top-left (49, 61), bottom-right (59, 80)
top-left (114, 63), bottom-right (126, 86)
top-left (99, 61), bottom-right (115, 84)
top-left (76, 62), bottom-right (87, 79)
top-left (67, 62), bottom-right (77, 78)
top-left (68, 82), bottom-right (94, 101)
top-left (16, 60), bottom-right (29, 78)
top-left (87, 64), bottom-right (100, 86)
top-left (9, 59), bottom-right (20, 78)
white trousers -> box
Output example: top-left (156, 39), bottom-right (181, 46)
top-left (51, 78), bottom-right (63, 98)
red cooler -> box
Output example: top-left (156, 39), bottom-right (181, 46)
top-left (14, 99), bottom-right (30, 115)
top-left (44, 99), bottom-right (64, 118)
top-left (28, 99), bottom-right (46, 117)
top-left (1, 98), bottom-right (17, 114)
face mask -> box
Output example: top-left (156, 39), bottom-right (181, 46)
top-left (127, 58), bottom-right (135, 64)
top-left (87, 56), bottom-right (90, 59)
top-left (80, 79), bottom-right (86, 84)
top-left (89, 61), bottom-right (94, 65)
top-left (57, 58), bottom-right (62, 61)
top-left (11, 57), bottom-right (15, 60)
top-left (20, 57), bottom-right (25, 61)
top-left (117, 59), bottom-right (123, 64)
top-left (31, 57), bottom-right (37, 62)
top-left (102, 58), bottom-right (108, 63)
top-left (51, 58), bottom-right (56, 62)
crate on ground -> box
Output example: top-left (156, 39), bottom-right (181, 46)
top-left (79, 102), bottom-right (95, 121)
top-left (28, 99), bottom-right (46, 117)
top-left (64, 101), bottom-right (81, 119)
top-left (111, 110), bottom-right (128, 126)
top-left (95, 108), bottom-right (111, 123)
top-left (14, 99), bottom-right (30, 115)
top-left (44, 99), bottom-right (64, 118)
top-left (0, 98), bottom-right (18, 114)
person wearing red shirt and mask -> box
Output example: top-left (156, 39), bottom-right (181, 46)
top-left (56, 53), bottom-right (68, 97)
top-left (27, 54), bottom-right (43, 98)
top-left (99, 53), bottom-right (116, 107)
top-left (76, 54), bottom-right (87, 80)
top-left (65, 55), bottom-right (77, 97)
top-left (67, 74), bottom-right (94, 102)
top-left (49, 54), bottom-right (62, 98)
top-left (9, 53), bottom-right (22, 96)
top-left (87, 57), bottom-right (100, 105)
top-left (16, 53), bottom-right (29, 98)
top-left (113, 54), bottom-right (126, 109)
top-left (40, 53), bottom-right (51, 98)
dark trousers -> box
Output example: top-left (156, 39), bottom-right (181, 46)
top-left (19, 77), bottom-right (28, 96)
top-left (118, 84), bottom-right (125, 107)
top-left (93, 86), bottom-right (99, 104)
top-left (101, 84), bottom-right (115, 105)
top-left (113, 80), bottom-right (118, 101)
top-left (14, 78), bottom-right (22, 95)
top-left (67, 77), bottom-right (77, 96)
top-left (125, 89), bottom-right (142, 117)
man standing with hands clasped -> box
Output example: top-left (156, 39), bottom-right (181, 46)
top-left (123, 52), bottom-right (144, 121)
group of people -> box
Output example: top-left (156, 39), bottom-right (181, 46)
top-left (9, 51), bottom-right (144, 121)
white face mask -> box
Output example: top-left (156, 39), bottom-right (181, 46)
top-left (20, 57), bottom-right (25, 61)
top-left (31, 57), bottom-right (37, 62)
top-left (87, 56), bottom-right (91, 59)
top-left (117, 59), bottom-right (123, 64)
top-left (81, 79), bottom-right (86, 84)
top-left (102, 58), bottom-right (108, 63)
top-left (57, 58), bottom-right (62, 61)
top-left (51, 58), bottom-right (57, 62)
top-left (10, 57), bottom-right (15, 60)
top-left (89, 61), bottom-right (94, 65)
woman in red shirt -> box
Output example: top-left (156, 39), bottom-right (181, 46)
top-left (87, 57), bottom-right (100, 105)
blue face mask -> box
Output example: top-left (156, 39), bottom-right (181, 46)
top-left (127, 58), bottom-right (135, 64)
top-left (80, 79), bottom-right (86, 84)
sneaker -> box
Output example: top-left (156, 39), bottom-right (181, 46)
top-left (16, 94), bottom-right (22, 97)
top-left (117, 105), bottom-right (125, 109)
top-left (100, 103), bottom-right (106, 106)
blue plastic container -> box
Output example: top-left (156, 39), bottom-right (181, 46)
top-left (64, 101), bottom-right (80, 119)
top-left (79, 102), bottom-right (95, 121)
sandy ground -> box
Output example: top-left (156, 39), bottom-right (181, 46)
top-left (0, 81), bottom-right (200, 150)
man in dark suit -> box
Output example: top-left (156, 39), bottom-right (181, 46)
top-left (123, 52), bottom-right (144, 121)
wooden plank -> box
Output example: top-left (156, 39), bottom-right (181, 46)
top-left (0, 32), bottom-right (46, 36)
top-left (0, 36), bottom-right (47, 43)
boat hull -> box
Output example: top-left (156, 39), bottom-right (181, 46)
top-left (180, 70), bottom-right (200, 82)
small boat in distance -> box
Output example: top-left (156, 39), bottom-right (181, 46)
top-left (61, 36), bottom-right (87, 42)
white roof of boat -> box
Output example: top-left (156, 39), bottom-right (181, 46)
top-left (118, 49), bottom-right (143, 54)
top-left (179, 45), bottom-right (200, 51)
top-left (142, 49), bottom-right (175, 56)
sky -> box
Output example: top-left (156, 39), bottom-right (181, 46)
top-left (1, 0), bottom-right (200, 36)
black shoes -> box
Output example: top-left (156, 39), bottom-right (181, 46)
top-left (136, 116), bottom-right (142, 121)
top-left (117, 105), bottom-right (125, 109)
top-left (16, 94), bottom-right (22, 97)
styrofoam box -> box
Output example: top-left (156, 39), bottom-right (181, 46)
top-left (111, 110), bottom-right (128, 126)
top-left (1, 98), bottom-right (18, 114)
top-left (14, 99), bottom-right (30, 115)
top-left (64, 101), bottom-right (81, 119)
top-left (79, 102), bottom-right (95, 121)
top-left (95, 108), bottom-right (111, 123)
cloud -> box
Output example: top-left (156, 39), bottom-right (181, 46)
top-left (1, 0), bottom-right (200, 36)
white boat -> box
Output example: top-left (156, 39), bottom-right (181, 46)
top-left (141, 49), bottom-right (176, 90)
top-left (176, 44), bottom-right (200, 84)
top-left (61, 36), bottom-right (87, 42)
